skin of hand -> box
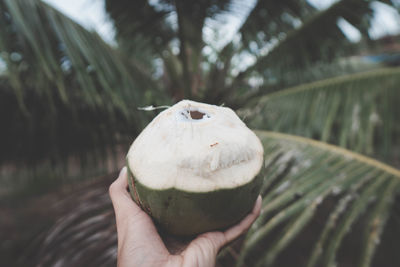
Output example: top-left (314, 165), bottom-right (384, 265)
top-left (109, 167), bottom-right (262, 267)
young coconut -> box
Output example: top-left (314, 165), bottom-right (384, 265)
top-left (126, 100), bottom-right (264, 236)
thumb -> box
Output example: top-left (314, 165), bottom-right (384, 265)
top-left (109, 167), bottom-right (142, 220)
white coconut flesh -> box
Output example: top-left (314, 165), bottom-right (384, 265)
top-left (127, 100), bottom-right (264, 192)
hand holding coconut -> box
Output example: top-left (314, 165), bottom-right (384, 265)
top-left (109, 167), bottom-right (262, 267)
top-left (110, 100), bottom-right (264, 266)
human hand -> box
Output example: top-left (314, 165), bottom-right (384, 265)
top-left (109, 167), bottom-right (262, 267)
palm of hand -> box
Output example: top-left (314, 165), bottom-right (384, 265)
top-left (110, 167), bottom-right (261, 267)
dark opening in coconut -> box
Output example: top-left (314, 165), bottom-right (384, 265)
top-left (190, 110), bottom-right (205, 120)
top-left (180, 108), bottom-right (210, 120)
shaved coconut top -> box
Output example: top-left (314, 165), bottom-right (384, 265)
top-left (127, 100), bottom-right (264, 192)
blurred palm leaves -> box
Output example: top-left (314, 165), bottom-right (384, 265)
top-left (0, 0), bottom-right (159, 166)
top-left (234, 131), bottom-right (400, 267)
top-left (105, 0), bottom-right (387, 104)
top-left (1, 0), bottom-right (397, 166)
top-left (25, 131), bottom-right (400, 267)
top-left (240, 68), bottom-right (400, 164)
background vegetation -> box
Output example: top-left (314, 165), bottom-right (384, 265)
top-left (0, 0), bottom-right (400, 266)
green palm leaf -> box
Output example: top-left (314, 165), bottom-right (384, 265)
top-left (240, 68), bottom-right (400, 164)
top-left (232, 131), bottom-right (400, 267)
top-left (0, 0), bottom-right (162, 165)
top-left (239, 0), bottom-right (316, 49)
top-left (230, 0), bottom-right (388, 91)
top-left (28, 131), bottom-right (400, 267)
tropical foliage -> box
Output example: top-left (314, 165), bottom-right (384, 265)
top-left (1, 0), bottom-right (400, 266)
top-left (240, 68), bottom-right (400, 164)
top-left (20, 131), bottom-right (400, 267)
top-left (236, 131), bottom-right (400, 267)
top-left (0, 0), bottom-right (158, 167)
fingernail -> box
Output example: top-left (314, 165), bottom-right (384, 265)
top-left (119, 166), bottom-right (127, 176)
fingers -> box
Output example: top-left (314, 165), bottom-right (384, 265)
top-left (196, 195), bottom-right (262, 252)
top-left (109, 167), bottom-right (142, 219)
top-left (224, 195), bottom-right (262, 243)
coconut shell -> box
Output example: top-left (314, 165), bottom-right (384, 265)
top-left (127, 164), bottom-right (263, 236)
top-left (126, 100), bottom-right (264, 235)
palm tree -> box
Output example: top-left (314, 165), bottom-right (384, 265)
top-left (0, 0), bottom-right (400, 266)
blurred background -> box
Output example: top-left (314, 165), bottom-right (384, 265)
top-left (0, 0), bottom-right (400, 266)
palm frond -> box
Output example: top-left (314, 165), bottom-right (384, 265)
top-left (0, 0), bottom-right (159, 165)
top-left (105, 0), bottom-right (175, 52)
top-left (26, 131), bottom-right (400, 267)
top-left (105, 0), bottom-right (238, 100)
top-left (239, 0), bottom-right (316, 51)
top-left (240, 68), bottom-right (400, 164)
top-left (234, 131), bottom-right (400, 267)
top-left (20, 175), bottom-right (118, 267)
top-left (230, 0), bottom-right (393, 90)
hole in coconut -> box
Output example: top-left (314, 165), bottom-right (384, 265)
top-left (189, 110), bottom-right (205, 120)
top-left (180, 108), bottom-right (210, 121)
